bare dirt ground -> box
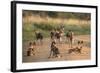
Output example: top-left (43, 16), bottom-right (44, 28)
top-left (22, 35), bottom-right (91, 63)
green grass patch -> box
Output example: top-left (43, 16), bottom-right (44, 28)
top-left (23, 23), bottom-right (90, 42)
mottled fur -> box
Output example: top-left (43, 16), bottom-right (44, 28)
top-left (68, 47), bottom-right (82, 54)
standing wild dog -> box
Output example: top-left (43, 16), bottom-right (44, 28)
top-left (66, 30), bottom-right (74, 48)
top-left (35, 31), bottom-right (43, 45)
top-left (55, 29), bottom-right (61, 43)
top-left (55, 29), bottom-right (63, 44)
top-left (50, 30), bottom-right (56, 41)
top-left (59, 29), bottom-right (64, 43)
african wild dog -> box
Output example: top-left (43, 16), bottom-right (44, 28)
top-left (66, 30), bottom-right (74, 48)
top-left (68, 46), bottom-right (82, 54)
top-left (35, 31), bottom-right (43, 45)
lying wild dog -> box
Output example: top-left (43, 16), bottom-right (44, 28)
top-left (68, 46), bottom-right (82, 54)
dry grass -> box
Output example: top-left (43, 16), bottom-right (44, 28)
top-left (23, 15), bottom-right (90, 25)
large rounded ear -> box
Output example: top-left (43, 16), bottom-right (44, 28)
top-left (33, 41), bottom-right (36, 45)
